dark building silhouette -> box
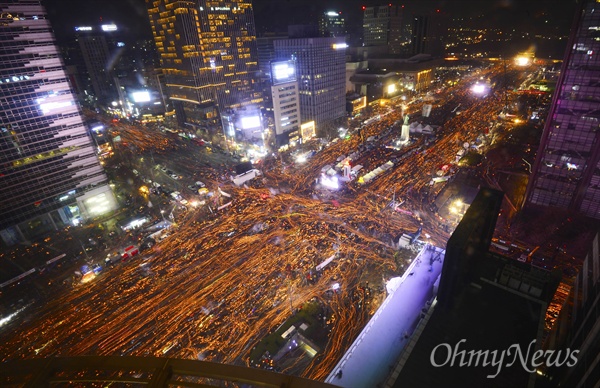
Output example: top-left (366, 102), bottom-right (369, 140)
top-left (390, 188), bottom-right (561, 387)
top-left (362, 4), bottom-right (404, 53)
top-left (548, 230), bottom-right (600, 387)
top-left (410, 11), bottom-right (446, 57)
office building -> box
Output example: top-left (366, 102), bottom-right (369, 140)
top-left (274, 33), bottom-right (346, 136)
top-left (74, 24), bottom-right (121, 106)
top-left (0, 1), bottom-right (117, 245)
top-left (387, 5), bottom-right (404, 55)
top-left (363, 5), bottom-right (390, 47)
top-left (549, 230), bottom-right (600, 387)
top-left (410, 12), bottom-right (447, 57)
top-left (318, 11), bottom-right (346, 38)
top-left (256, 34), bottom-right (287, 79)
top-left (270, 60), bottom-right (300, 147)
top-left (145, 0), bottom-right (263, 130)
top-left (526, 0), bottom-right (600, 220)
top-left (362, 5), bottom-right (405, 55)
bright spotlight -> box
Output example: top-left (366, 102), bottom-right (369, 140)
top-left (515, 56), bottom-right (531, 66)
top-left (471, 83), bottom-right (486, 94)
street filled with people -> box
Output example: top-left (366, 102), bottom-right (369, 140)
top-left (0, 61), bottom-right (545, 381)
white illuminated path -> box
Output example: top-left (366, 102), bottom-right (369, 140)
top-left (325, 244), bottom-right (445, 388)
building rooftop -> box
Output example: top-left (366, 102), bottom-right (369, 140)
top-left (390, 188), bottom-right (561, 387)
top-left (393, 278), bottom-right (546, 387)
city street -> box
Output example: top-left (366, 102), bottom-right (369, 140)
top-left (326, 245), bottom-right (445, 388)
top-left (0, 61), bottom-right (546, 382)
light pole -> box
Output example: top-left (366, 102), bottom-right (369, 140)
top-left (522, 158), bottom-right (532, 173)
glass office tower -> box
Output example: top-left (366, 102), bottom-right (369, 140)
top-left (527, 0), bottom-right (600, 219)
top-left (274, 36), bottom-right (346, 136)
top-left (0, 1), bottom-right (117, 245)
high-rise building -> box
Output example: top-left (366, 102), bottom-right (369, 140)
top-left (526, 0), bottom-right (600, 220)
top-left (256, 34), bottom-right (286, 80)
top-left (144, 0), bottom-right (263, 129)
top-left (410, 11), bottom-right (446, 57)
top-left (74, 24), bottom-right (121, 105)
top-left (362, 5), bottom-right (390, 47)
top-left (549, 230), bottom-right (600, 387)
top-left (391, 188), bottom-right (561, 387)
top-left (270, 60), bottom-right (300, 147)
top-left (362, 5), bottom-right (404, 55)
top-left (318, 11), bottom-right (346, 38)
top-left (0, 1), bottom-right (117, 245)
top-left (387, 5), bottom-right (404, 55)
top-left (274, 33), bottom-right (346, 136)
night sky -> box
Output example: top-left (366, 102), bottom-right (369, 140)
top-left (41, 0), bottom-right (578, 47)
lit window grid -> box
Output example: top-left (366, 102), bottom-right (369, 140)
top-left (274, 37), bottom-right (346, 131)
top-left (146, 0), bottom-right (262, 110)
top-left (528, 1), bottom-right (600, 218)
top-left (0, 1), bottom-right (108, 228)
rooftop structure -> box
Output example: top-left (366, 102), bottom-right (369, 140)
top-left (390, 188), bottom-right (561, 387)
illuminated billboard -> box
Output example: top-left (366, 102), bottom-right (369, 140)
top-left (349, 96), bottom-right (367, 113)
top-left (271, 60), bottom-right (296, 85)
top-left (332, 43), bottom-right (348, 50)
top-left (240, 115), bottom-right (261, 130)
top-left (131, 91), bottom-right (151, 103)
top-left (101, 24), bottom-right (117, 32)
top-left (300, 121), bottom-right (316, 141)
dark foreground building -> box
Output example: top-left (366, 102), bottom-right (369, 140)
top-left (390, 188), bottom-right (561, 387)
top-left (547, 231), bottom-right (600, 387)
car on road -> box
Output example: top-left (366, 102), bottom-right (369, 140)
top-left (170, 191), bottom-right (183, 201)
top-left (187, 181), bottom-right (206, 191)
top-left (170, 173), bottom-right (180, 180)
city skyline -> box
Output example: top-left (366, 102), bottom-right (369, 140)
top-left (42, 0), bottom-right (578, 40)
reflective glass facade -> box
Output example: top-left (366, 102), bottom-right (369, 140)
top-left (145, 0), bottom-right (263, 125)
top-left (0, 1), bottom-right (112, 231)
top-left (527, 1), bottom-right (600, 219)
top-left (274, 37), bottom-right (346, 134)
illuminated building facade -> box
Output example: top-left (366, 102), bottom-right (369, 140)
top-left (274, 36), bottom-right (346, 135)
top-left (0, 1), bottom-right (117, 245)
top-left (526, 0), bottom-right (600, 219)
top-left (318, 11), bottom-right (346, 38)
top-left (145, 0), bottom-right (263, 129)
top-left (270, 60), bottom-right (300, 147)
